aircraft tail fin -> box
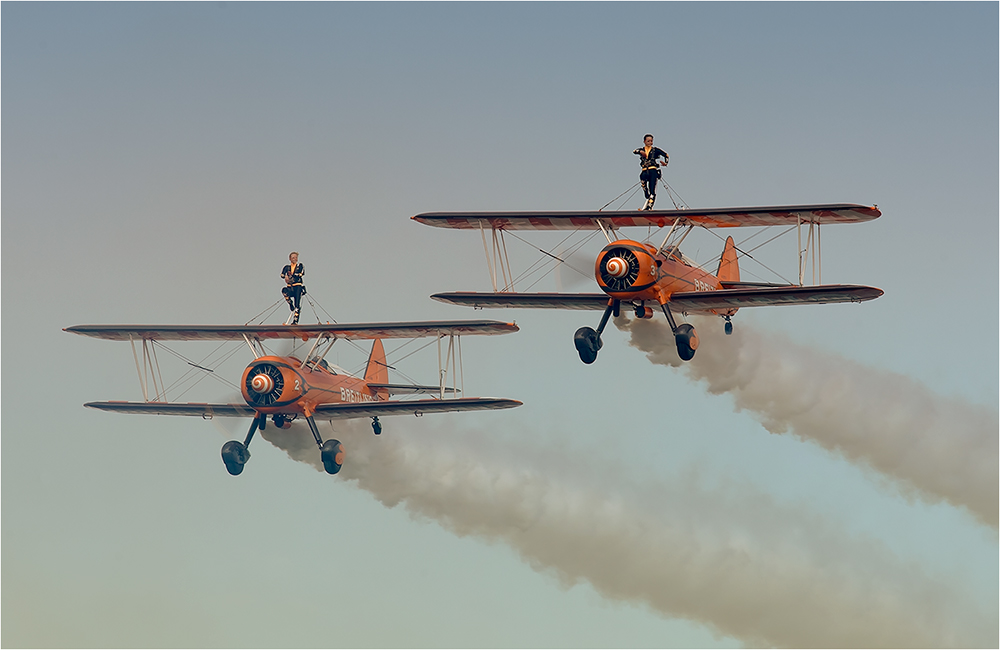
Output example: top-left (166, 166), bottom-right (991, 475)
top-left (717, 236), bottom-right (740, 284)
top-left (365, 339), bottom-right (389, 384)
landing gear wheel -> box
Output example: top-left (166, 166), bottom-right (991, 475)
top-left (320, 439), bottom-right (344, 475)
top-left (724, 319), bottom-right (733, 336)
top-left (674, 323), bottom-right (699, 361)
top-left (221, 440), bottom-right (250, 476)
top-left (372, 417), bottom-right (382, 436)
top-left (573, 326), bottom-right (602, 364)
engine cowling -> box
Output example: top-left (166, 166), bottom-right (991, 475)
top-left (596, 242), bottom-right (658, 296)
top-left (243, 362), bottom-right (286, 406)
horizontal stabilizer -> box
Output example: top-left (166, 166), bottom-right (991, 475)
top-left (413, 204), bottom-right (880, 231)
top-left (719, 281), bottom-right (797, 289)
top-left (367, 383), bottom-right (460, 395)
top-left (65, 320), bottom-right (519, 342)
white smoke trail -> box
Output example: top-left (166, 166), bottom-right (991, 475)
top-left (260, 421), bottom-right (995, 648)
top-left (615, 314), bottom-right (999, 528)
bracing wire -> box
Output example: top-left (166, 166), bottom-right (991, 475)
top-left (502, 228), bottom-right (597, 289)
top-left (521, 230), bottom-right (600, 292)
top-left (151, 340), bottom-right (245, 398)
top-left (660, 177), bottom-right (690, 210)
top-left (245, 299), bottom-right (286, 325)
top-left (598, 182), bottom-right (642, 211)
top-left (699, 225), bottom-right (797, 286)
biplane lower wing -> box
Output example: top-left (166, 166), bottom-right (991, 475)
top-left (85, 398), bottom-right (521, 419)
top-left (86, 401), bottom-right (257, 417)
top-left (669, 284), bottom-right (883, 312)
top-left (432, 285), bottom-right (882, 313)
top-left (64, 320), bottom-right (518, 342)
top-left (312, 397), bottom-right (521, 420)
top-left (412, 204), bottom-right (881, 230)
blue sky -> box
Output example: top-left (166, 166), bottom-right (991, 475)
top-left (3, 3), bottom-right (997, 647)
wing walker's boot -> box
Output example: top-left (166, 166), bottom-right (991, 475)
top-left (293, 308), bottom-right (300, 325)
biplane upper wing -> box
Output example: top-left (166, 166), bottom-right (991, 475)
top-left (64, 320), bottom-right (518, 342)
top-left (431, 285), bottom-right (882, 312)
top-left (412, 203), bottom-right (880, 230)
top-left (85, 398), bottom-right (521, 418)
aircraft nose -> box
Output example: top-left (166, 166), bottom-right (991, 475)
top-left (605, 256), bottom-right (630, 278)
top-left (250, 373), bottom-right (275, 394)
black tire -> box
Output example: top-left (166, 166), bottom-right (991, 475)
top-left (675, 323), bottom-right (699, 361)
top-left (320, 439), bottom-right (344, 475)
top-left (372, 418), bottom-right (382, 435)
top-left (221, 440), bottom-right (249, 476)
top-left (573, 326), bottom-right (602, 364)
top-left (725, 320), bottom-right (733, 336)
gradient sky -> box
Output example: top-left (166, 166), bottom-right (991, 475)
top-left (3, 3), bottom-right (997, 648)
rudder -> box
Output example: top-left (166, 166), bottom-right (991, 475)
top-left (717, 236), bottom-right (740, 283)
top-left (365, 339), bottom-right (389, 384)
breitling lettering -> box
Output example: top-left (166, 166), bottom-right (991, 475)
top-left (693, 279), bottom-right (716, 292)
top-left (341, 387), bottom-right (377, 403)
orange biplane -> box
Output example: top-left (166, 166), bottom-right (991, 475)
top-left (65, 321), bottom-right (521, 475)
top-left (413, 204), bottom-right (883, 364)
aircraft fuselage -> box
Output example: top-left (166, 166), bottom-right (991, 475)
top-left (595, 239), bottom-right (721, 305)
top-left (240, 355), bottom-right (384, 418)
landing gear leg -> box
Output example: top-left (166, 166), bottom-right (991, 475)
top-left (574, 300), bottom-right (619, 364)
top-left (660, 303), bottom-right (699, 361)
top-left (306, 415), bottom-right (344, 475)
top-left (222, 413), bottom-right (265, 476)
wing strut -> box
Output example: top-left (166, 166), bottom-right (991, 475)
top-left (437, 331), bottom-right (464, 399)
top-left (129, 335), bottom-right (147, 401)
top-left (242, 334), bottom-right (261, 360)
top-left (480, 221), bottom-right (499, 292)
top-left (597, 219), bottom-right (615, 244)
top-left (478, 222), bottom-right (518, 292)
top-left (129, 335), bottom-right (169, 402)
top-left (796, 215), bottom-right (822, 286)
top-left (304, 336), bottom-right (338, 371)
top-left (655, 217), bottom-right (682, 256)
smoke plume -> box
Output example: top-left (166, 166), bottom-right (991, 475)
top-left (261, 421), bottom-right (995, 648)
top-left (615, 315), bottom-right (999, 528)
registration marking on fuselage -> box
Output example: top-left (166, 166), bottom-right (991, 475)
top-left (341, 387), bottom-right (377, 403)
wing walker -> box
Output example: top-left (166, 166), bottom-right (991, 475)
top-left (412, 204), bottom-right (883, 364)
